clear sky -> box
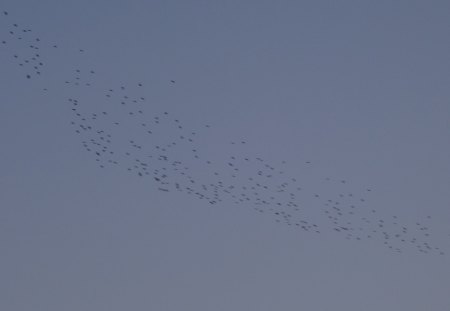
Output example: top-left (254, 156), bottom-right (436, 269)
top-left (1, 1), bottom-right (450, 310)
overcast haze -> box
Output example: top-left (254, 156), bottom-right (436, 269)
top-left (1, 1), bottom-right (450, 310)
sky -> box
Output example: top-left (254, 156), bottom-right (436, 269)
top-left (1, 1), bottom-right (450, 310)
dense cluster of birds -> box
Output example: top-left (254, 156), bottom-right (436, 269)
top-left (1, 10), bottom-right (446, 256)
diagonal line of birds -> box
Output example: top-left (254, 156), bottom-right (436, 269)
top-left (1, 10), bottom-right (446, 256)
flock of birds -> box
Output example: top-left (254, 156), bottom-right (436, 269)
top-left (1, 10), bottom-right (446, 256)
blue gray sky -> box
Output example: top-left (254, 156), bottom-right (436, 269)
top-left (1, 1), bottom-right (450, 310)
